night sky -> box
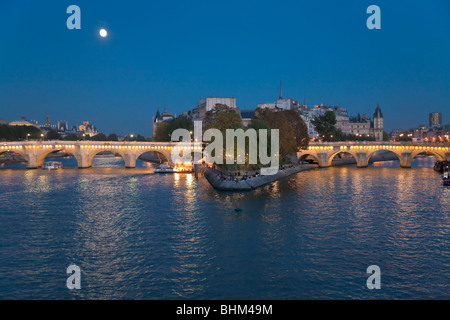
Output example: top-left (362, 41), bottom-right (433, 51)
top-left (0, 0), bottom-right (449, 136)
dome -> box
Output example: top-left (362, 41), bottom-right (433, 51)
top-left (9, 119), bottom-right (35, 126)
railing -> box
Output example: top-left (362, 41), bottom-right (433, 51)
top-left (308, 141), bottom-right (450, 147)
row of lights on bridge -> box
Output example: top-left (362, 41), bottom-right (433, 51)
top-left (307, 145), bottom-right (449, 151)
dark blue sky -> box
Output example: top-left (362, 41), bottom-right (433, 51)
top-left (0, 0), bottom-right (449, 136)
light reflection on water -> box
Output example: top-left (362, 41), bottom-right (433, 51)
top-left (0, 156), bottom-right (449, 299)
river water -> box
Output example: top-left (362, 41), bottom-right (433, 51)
top-left (0, 156), bottom-right (449, 299)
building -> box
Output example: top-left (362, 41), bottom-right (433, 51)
top-left (298, 104), bottom-right (351, 139)
top-left (372, 104), bottom-right (384, 141)
top-left (349, 114), bottom-right (372, 137)
top-left (200, 97), bottom-right (236, 112)
top-left (9, 117), bottom-right (40, 128)
top-left (333, 106), bottom-right (351, 135)
top-left (0, 118), bottom-right (7, 125)
top-left (240, 110), bottom-right (255, 127)
top-left (390, 129), bottom-right (404, 141)
top-left (180, 97), bottom-right (238, 123)
top-left (57, 121), bottom-right (69, 132)
top-left (429, 112), bottom-right (442, 128)
top-left (152, 108), bottom-right (175, 138)
top-left (347, 104), bottom-right (384, 141)
top-left (78, 120), bottom-right (98, 137)
top-left (257, 84), bottom-right (299, 111)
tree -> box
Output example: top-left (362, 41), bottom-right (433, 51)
top-left (91, 133), bottom-right (107, 141)
top-left (46, 130), bottom-right (61, 140)
top-left (311, 110), bottom-right (338, 141)
top-left (0, 125), bottom-right (42, 141)
top-left (63, 134), bottom-right (79, 141)
top-left (136, 134), bottom-right (146, 141)
top-left (253, 107), bottom-right (309, 156)
top-left (154, 115), bottom-right (194, 142)
top-left (107, 133), bottom-right (119, 141)
top-left (397, 131), bottom-right (413, 142)
top-left (203, 104), bottom-right (242, 133)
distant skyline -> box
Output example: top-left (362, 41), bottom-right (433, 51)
top-left (1, 0), bottom-right (449, 136)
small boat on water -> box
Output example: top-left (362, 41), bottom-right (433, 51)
top-left (434, 161), bottom-right (450, 173)
top-left (42, 161), bottom-right (63, 170)
top-left (443, 171), bottom-right (450, 186)
top-left (154, 164), bottom-right (193, 173)
top-left (155, 164), bottom-right (174, 173)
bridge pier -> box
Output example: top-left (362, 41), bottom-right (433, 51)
top-left (25, 154), bottom-right (39, 169)
top-left (399, 152), bottom-right (412, 168)
top-left (355, 152), bottom-right (369, 168)
top-left (317, 152), bottom-right (330, 168)
top-left (77, 154), bottom-right (91, 169)
top-left (123, 151), bottom-right (137, 168)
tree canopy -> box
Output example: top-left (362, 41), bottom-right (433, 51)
top-left (253, 107), bottom-right (309, 156)
top-left (311, 110), bottom-right (376, 142)
top-left (0, 125), bottom-right (42, 141)
top-left (154, 115), bottom-right (194, 142)
top-left (203, 104), bottom-right (242, 133)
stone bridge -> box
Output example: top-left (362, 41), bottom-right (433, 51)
top-left (297, 142), bottom-right (450, 168)
top-left (0, 141), bottom-right (199, 169)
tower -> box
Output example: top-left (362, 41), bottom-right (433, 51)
top-left (373, 104), bottom-right (384, 141)
top-left (279, 81), bottom-right (283, 100)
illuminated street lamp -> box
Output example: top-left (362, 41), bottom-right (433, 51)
top-left (27, 133), bottom-right (30, 141)
top-left (40, 133), bottom-right (44, 141)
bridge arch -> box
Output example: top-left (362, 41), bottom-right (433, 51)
top-left (87, 149), bottom-right (127, 168)
top-left (0, 148), bottom-right (27, 159)
top-left (298, 153), bottom-right (319, 164)
top-left (327, 150), bottom-right (358, 167)
top-left (136, 149), bottom-right (173, 165)
top-left (37, 147), bottom-right (80, 168)
top-left (411, 150), bottom-right (444, 162)
top-left (366, 149), bottom-right (402, 165)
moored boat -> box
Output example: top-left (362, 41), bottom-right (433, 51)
top-left (42, 161), bottom-right (63, 170)
top-left (154, 164), bottom-right (174, 173)
top-left (154, 164), bottom-right (193, 173)
top-left (434, 161), bottom-right (450, 173)
top-left (443, 171), bottom-right (450, 186)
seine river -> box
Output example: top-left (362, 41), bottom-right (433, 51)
top-left (0, 156), bottom-right (449, 299)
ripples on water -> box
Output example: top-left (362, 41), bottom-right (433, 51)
top-left (0, 156), bottom-right (448, 299)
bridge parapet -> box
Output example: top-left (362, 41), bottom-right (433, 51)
top-left (0, 141), bottom-right (200, 168)
top-left (299, 142), bottom-right (450, 168)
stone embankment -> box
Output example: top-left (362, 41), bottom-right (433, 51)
top-left (204, 164), bottom-right (317, 191)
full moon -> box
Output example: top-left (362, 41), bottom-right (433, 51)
top-left (99, 29), bottom-right (108, 38)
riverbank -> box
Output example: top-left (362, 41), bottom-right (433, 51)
top-left (204, 164), bottom-right (318, 191)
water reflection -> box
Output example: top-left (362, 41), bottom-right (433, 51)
top-left (0, 158), bottom-right (448, 299)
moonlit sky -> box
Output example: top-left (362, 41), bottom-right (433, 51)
top-left (0, 0), bottom-right (449, 136)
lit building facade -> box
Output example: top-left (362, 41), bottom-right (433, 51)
top-left (429, 112), bottom-right (442, 128)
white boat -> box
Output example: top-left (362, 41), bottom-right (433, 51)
top-left (443, 171), bottom-right (450, 186)
top-left (155, 164), bottom-right (174, 173)
top-left (42, 161), bottom-right (63, 170)
top-left (154, 164), bottom-right (193, 173)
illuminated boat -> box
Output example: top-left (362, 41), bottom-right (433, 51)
top-left (155, 164), bottom-right (174, 173)
top-left (443, 171), bottom-right (450, 186)
top-left (434, 161), bottom-right (450, 173)
top-left (154, 164), bottom-right (193, 173)
top-left (42, 161), bottom-right (63, 170)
